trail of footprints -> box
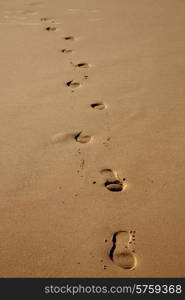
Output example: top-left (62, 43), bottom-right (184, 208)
top-left (36, 5), bottom-right (137, 271)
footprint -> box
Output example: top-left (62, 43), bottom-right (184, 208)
top-left (91, 102), bottom-right (106, 110)
top-left (40, 17), bottom-right (47, 21)
top-left (61, 49), bottom-right (73, 54)
top-left (40, 17), bottom-right (56, 24)
top-left (75, 132), bottom-right (92, 144)
top-left (64, 36), bottom-right (75, 40)
top-left (109, 231), bottom-right (137, 270)
top-left (100, 169), bottom-right (124, 192)
top-left (66, 80), bottom-right (81, 88)
top-left (52, 131), bottom-right (91, 144)
top-left (75, 62), bottom-right (91, 68)
top-left (45, 26), bottom-right (56, 31)
top-left (40, 17), bottom-right (50, 22)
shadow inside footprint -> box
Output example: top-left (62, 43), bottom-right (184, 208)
top-left (101, 169), bottom-right (124, 192)
top-left (91, 103), bottom-right (106, 110)
top-left (109, 231), bottom-right (136, 270)
top-left (75, 132), bottom-right (92, 144)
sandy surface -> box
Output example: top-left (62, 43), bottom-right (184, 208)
top-left (0, 0), bottom-right (185, 277)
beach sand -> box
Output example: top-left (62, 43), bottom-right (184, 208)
top-left (0, 0), bottom-right (184, 277)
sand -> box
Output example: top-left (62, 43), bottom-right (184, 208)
top-left (0, 0), bottom-right (185, 277)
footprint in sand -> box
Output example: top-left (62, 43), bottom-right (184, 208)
top-left (40, 17), bottom-right (49, 21)
top-left (40, 17), bottom-right (55, 22)
top-left (64, 35), bottom-right (75, 41)
top-left (61, 49), bottom-right (73, 54)
top-left (51, 131), bottom-right (92, 144)
top-left (66, 80), bottom-right (81, 88)
top-left (91, 102), bottom-right (106, 110)
top-left (75, 132), bottom-right (92, 144)
top-left (109, 231), bottom-right (137, 270)
top-left (75, 62), bottom-right (91, 68)
top-left (45, 26), bottom-right (56, 31)
top-left (100, 169), bottom-right (125, 192)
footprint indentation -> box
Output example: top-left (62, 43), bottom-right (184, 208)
top-left (66, 80), bottom-right (80, 88)
top-left (75, 132), bottom-right (92, 144)
top-left (61, 49), bottom-right (73, 54)
top-left (45, 26), bottom-right (56, 31)
top-left (64, 36), bottom-right (74, 40)
top-left (110, 231), bottom-right (136, 270)
top-left (105, 180), bottom-right (123, 192)
top-left (91, 103), bottom-right (106, 110)
top-left (100, 169), bottom-right (124, 192)
top-left (40, 17), bottom-right (49, 21)
top-left (75, 62), bottom-right (91, 68)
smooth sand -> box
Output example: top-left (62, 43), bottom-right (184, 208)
top-left (0, 0), bottom-right (185, 277)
